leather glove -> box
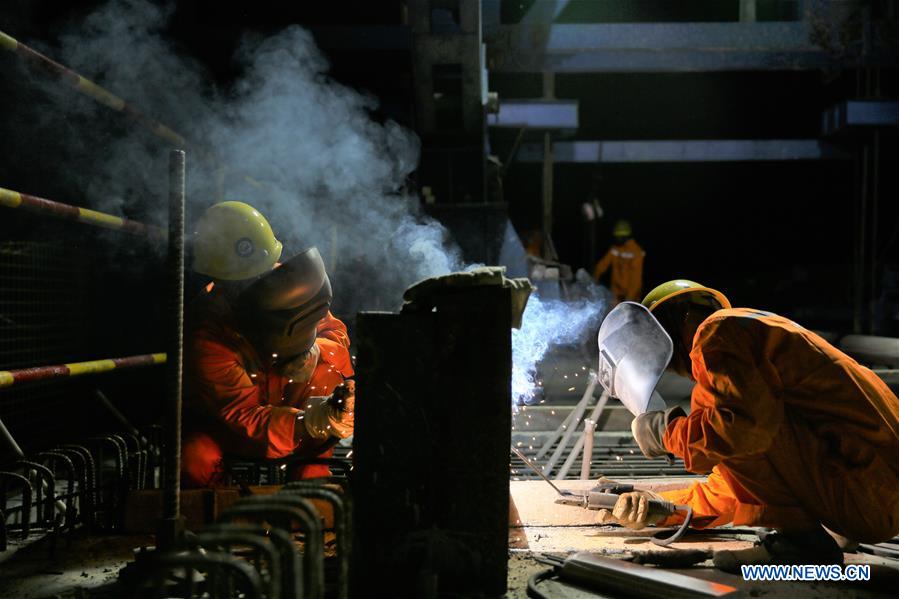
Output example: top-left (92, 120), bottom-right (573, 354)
top-left (596, 490), bottom-right (667, 530)
top-left (302, 380), bottom-right (355, 440)
top-left (631, 405), bottom-right (686, 459)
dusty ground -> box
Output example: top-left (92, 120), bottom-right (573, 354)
top-left (0, 531), bottom-right (152, 598)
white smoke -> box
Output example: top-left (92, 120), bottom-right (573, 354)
top-left (512, 294), bottom-right (606, 405)
top-left (26, 0), bottom-right (462, 315)
top-left (8, 0), bottom-right (608, 397)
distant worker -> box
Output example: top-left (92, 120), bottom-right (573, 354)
top-left (596, 280), bottom-right (899, 571)
top-left (525, 229), bottom-right (543, 258)
top-left (592, 220), bottom-right (645, 303)
top-left (181, 201), bottom-right (355, 487)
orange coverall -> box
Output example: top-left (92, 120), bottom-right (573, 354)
top-left (658, 309), bottom-right (899, 542)
top-left (592, 238), bottom-right (645, 302)
top-left (181, 287), bottom-right (354, 487)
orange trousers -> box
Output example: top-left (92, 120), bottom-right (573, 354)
top-left (660, 409), bottom-right (899, 543)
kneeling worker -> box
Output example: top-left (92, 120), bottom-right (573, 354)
top-left (182, 201), bottom-right (354, 487)
top-left (596, 279), bottom-right (899, 571)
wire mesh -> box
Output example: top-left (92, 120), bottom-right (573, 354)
top-left (0, 241), bottom-right (89, 443)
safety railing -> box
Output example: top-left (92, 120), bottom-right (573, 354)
top-left (0, 187), bottom-right (166, 240)
top-left (1, 28), bottom-right (185, 553)
top-left (0, 26), bottom-right (356, 599)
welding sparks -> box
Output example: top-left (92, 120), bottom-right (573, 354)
top-left (511, 293), bottom-right (605, 406)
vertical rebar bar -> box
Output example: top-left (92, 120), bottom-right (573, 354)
top-left (159, 149), bottom-right (185, 549)
top-left (555, 390), bottom-right (608, 480)
top-left (580, 419), bottom-right (596, 480)
top-left (543, 374), bottom-right (597, 477)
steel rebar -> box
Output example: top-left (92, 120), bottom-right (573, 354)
top-left (543, 374), bottom-right (598, 477)
top-left (556, 390), bottom-right (608, 480)
top-left (159, 149), bottom-right (185, 549)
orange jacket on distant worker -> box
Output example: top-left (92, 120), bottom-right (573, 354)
top-left (658, 309), bottom-right (899, 542)
top-left (593, 238), bottom-right (645, 302)
top-left (181, 286), bottom-right (354, 487)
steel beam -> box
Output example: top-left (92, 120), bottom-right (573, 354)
top-left (309, 26), bottom-right (412, 51)
top-left (822, 100), bottom-right (899, 136)
top-left (518, 140), bottom-right (848, 163)
top-left (487, 99), bottom-right (578, 129)
top-left (490, 22), bottom-right (833, 72)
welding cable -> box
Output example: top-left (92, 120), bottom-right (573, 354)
top-left (650, 505), bottom-right (693, 547)
top-left (526, 568), bottom-right (557, 599)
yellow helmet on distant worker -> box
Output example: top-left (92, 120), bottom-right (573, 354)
top-left (613, 220), bottom-right (632, 237)
top-left (192, 201), bottom-right (283, 281)
top-left (642, 279), bottom-right (731, 313)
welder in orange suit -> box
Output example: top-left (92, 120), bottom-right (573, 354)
top-left (592, 220), bottom-right (645, 303)
top-left (597, 280), bottom-right (899, 572)
top-left (181, 201), bottom-right (354, 487)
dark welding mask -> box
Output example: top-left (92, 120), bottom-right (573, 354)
top-left (235, 247), bottom-right (332, 366)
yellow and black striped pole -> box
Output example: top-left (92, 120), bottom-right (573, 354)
top-left (0, 353), bottom-right (166, 388)
top-left (0, 30), bottom-right (187, 148)
top-left (0, 186), bottom-right (166, 239)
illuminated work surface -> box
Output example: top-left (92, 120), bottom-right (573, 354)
top-left (507, 479), bottom-right (899, 598)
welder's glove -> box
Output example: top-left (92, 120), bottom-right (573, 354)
top-left (596, 490), bottom-right (667, 530)
top-left (302, 380), bottom-right (355, 440)
top-left (631, 406), bottom-right (686, 459)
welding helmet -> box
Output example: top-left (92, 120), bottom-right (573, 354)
top-left (192, 201), bottom-right (283, 281)
top-left (612, 220), bottom-right (632, 238)
top-left (235, 247), bottom-right (331, 363)
top-left (597, 301), bottom-right (672, 416)
top-left (642, 279), bottom-right (730, 313)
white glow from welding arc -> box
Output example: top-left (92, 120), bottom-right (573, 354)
top-left (511, 293), bottom-right (604, 407)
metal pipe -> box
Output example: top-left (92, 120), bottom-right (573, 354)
top-left (543, 374), bottom-right (597, 477)
top-left (534, 393), bottom-right (586, 461)
top-left (0, 417), bottom-right (24, 458)
top-left (580, 419), bottom-right (596, 480)
top-left (555, 390), bottom-right (608, 480)
top-left (0, 353), bottom-right (165, 389)
top-left (159, 149), bottom-right (185, 549)
top-left (94, 390), bottom-right (145, 441)
top-left (0, 187), bottom-right (165, 239)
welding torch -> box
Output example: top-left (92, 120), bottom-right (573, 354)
top-left (511, 446), bottom-right (692, 547)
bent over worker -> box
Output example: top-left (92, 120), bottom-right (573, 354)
top-left (592, 220), bottom-right (645, 303)
top-left (181, 201), bottom-right (354, 487)
top-left (595, 279), bottom-right (899, 571)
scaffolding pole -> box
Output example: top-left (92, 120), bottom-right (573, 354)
top-left (0, 186), bottom-right (165, 239)
top-left (0, 353), bottom-right (166, 388)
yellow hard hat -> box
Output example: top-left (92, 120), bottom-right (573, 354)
top-left (192, 201), bottom-right (283, 281)
top-left (613, 220), bottom-right (632, 237)
top-left (642, 279), bottom-right (731, 313)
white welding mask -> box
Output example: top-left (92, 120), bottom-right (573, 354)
top-left (597, 301), bottom-right (673, 416)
